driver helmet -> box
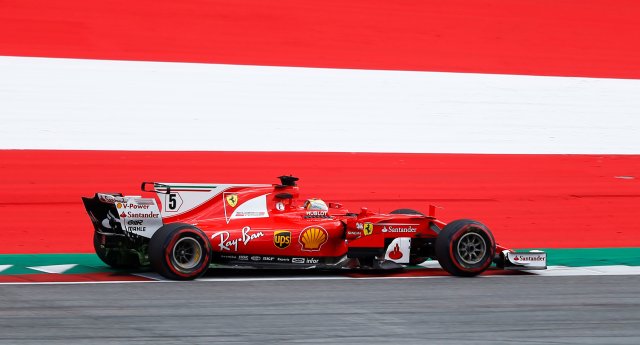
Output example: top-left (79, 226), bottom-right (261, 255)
top-left (304, 198), bottom-right (328, 211)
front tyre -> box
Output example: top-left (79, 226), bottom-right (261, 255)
top-left (149, 223), bottom-right (211, 280)
top-left (435, 219), bottom-right (495, 277)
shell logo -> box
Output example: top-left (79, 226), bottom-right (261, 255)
top-left (299, 226), bottom-right (328, 251)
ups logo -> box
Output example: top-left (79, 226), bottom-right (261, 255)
top-left (273, 230), bottom-right (291, 249)
top-left (363, 222), bottom-right (374, 236)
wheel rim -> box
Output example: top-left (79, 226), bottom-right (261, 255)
top-left (171, 237), bottom-right (203, 272)
top-left (456, 232), bottom-right (487, 265)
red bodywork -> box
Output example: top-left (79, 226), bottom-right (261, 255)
top-left (148, 180), bottom-right (508, 266)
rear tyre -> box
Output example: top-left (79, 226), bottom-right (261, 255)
top-left (93, 233), bottom-right (140, 269)
top-left (389, 209), bottom-right (424, 216)
top-left (149, 223), bottom-right (212, 280)
top-left (435, 219), bottom-right (495, 277)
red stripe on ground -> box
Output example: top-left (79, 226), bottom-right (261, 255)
top-left (1, 150), bottom-right (639, 253)
top-left (0, 272), bottom-right (152, 283)
top-left (1, 0), bottom-right (639, 78)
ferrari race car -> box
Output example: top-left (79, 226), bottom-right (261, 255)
top-left (82, 176), bottom-right (546, 280)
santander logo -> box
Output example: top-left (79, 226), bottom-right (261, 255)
top-left (381, 225), bottom-right (417, 233)
top-left (388, 243), bottom-right (403, 260)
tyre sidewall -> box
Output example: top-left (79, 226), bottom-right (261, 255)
top-left (150, 224), bottom-right (211, 280)
top-left (448, 223), bottom-right (494, 273)
top-left (436, 219), bottom-right (495, 276)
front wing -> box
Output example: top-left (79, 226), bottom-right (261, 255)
top-left (500, 250), bottom-right (547, 270)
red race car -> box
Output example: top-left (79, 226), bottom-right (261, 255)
top-left (82, 176), bottom-right (546, 280)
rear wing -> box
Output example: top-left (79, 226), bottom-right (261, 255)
top-left (141, 182), bottom-right (172, 194)
top-left (82, 193), bottom-right (163, 239)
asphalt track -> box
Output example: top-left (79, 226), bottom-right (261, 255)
top-left (1, 274), bottom-right (640, 344)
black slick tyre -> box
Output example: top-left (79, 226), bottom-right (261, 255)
top-left (389, 209), bottom-right (424, 216)
top-left (435, 219), bottom-right (495, 277)
top-left (93, 232), bottom-right (140, 269)
top-left (149, 223), bottom-right (212, 280)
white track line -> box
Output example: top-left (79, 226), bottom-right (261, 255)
top-left (2, 265), bottom-right (640, 285)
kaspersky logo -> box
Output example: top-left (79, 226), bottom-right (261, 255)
top-left (273, 230), bottom-right (291, 249)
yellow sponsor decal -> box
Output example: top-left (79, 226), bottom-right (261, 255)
top-left (116, 203), bottom-right (123, 209)
top-left (299, 226), bottom-right (328, 251)
top-left (273, 230), bottom-right (291, 249)
top-left (226, 194), bottom-right (238, 207)
top-left (363, 222), bottom-right (374, 236)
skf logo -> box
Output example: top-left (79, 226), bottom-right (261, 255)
top-left (363, 222), bottom-right (374, 236)
top-left (273, 230), bottom-right (291, 249)
top-left (299, 226), bottom-right (328, 251)
top-left (226, 194), bottom-right (238, 207)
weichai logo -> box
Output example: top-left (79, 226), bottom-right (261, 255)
top-left (273, 230), bottom-right (291, 249)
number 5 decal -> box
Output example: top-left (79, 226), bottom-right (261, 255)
top-left (165, 192), bottom-right (183, 212)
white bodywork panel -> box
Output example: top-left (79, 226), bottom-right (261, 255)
top-left (384, 237), bottom-right (411, 264)
top-left (95, 194), bottom-right (164, 239)
top-left (153, 183), bottom-right (270, 218)
top-left (504, 250), bottom-right (547, 269)
top-left (226, 194), bottom-right (270, 223)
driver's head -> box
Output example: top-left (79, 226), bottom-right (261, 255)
top-left (304, 198), bottom-right (328, 211)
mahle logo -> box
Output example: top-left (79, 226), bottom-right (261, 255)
top-left (273, 230), bottom-right (291, 249)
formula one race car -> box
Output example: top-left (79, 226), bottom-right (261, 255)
top-left (82, 176), bottom-right (546, 280)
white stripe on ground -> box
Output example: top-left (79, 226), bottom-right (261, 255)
top-left (535, 265), bottom-right (640, 276)
top-left (26, 264), bottom-right (77, 274)
top-left (1, 56), bottom-right (639, 153)
top-left (1, 266), bottom-right (640, 285)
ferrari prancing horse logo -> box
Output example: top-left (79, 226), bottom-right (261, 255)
top-left (363, 222), bottom-right (374, 236)
top-left (226, 194), bottom-right (238, 207)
